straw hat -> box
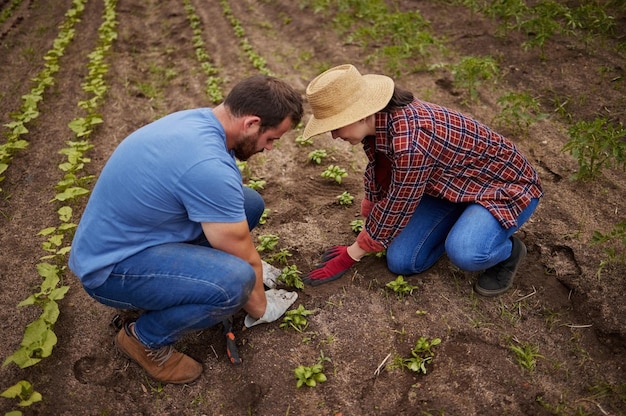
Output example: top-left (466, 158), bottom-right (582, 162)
top-left (303, 64), bottom-right (394, 139)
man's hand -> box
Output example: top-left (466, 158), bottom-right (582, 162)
top-left (244, 289), bottom-right (298, 328)
top-left (303, 246), bottom-right (357, 286)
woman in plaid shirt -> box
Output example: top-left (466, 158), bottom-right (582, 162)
top-left (302, 64), bottom-right (543, 296)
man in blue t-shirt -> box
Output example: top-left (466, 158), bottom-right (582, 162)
top-left (69, 75), bottom-right (303, 384)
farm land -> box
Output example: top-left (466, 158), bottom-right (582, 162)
top-left (1, 0), bottom-right (625, 415)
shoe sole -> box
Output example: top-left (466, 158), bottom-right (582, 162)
top-left (474, 237), bottom-right (527, 297)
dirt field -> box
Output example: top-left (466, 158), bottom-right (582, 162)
top-left (1, 0), bottom-right (625, 415)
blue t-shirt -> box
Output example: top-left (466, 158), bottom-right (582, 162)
top-left (69, 109), bottom-right (245, 289)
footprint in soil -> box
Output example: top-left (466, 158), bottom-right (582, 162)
top-left (73, 355), bottom-right (116, 385)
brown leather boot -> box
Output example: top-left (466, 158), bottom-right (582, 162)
top-left (115, 322), bottom-right (203, 384)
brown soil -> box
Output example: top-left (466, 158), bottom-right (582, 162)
top-left (1, 0), bottom-right (625, 415)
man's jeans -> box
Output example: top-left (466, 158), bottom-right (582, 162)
top-left (386, 195), bottom-right (539, 275)
top-left (84, 187), bottom-right (264, 349)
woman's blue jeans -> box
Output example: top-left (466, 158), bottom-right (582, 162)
top-left (386, 195), bottom-right (539, 276)
top-left (84, 187), bottom-right (264, 349)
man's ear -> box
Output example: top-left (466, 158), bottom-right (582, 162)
top-left (243, 115), bottom-right (262, 132)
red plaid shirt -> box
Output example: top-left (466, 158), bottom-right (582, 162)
top-left (360, 99), bottom-right (543, 250)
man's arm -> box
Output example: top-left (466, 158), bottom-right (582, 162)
top-left (201, 220), bottom-right (266, 319)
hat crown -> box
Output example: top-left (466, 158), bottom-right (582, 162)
top-left (306, 64), bottom-right (366, 120)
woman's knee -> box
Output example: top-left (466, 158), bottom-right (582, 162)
top-left (445, 238), bottom-right (490, 272)
top-left (386, 250), bottom-right (431, 275)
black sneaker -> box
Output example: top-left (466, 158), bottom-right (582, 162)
top-left (474, 236), bottom-right (527, 297)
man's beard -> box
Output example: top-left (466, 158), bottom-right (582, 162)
top-left (233, 132), bottom-right (260, 161)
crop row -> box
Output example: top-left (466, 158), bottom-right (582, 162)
top-left (1, 0), bottom-right (118, 412)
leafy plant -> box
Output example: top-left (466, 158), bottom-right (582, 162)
top-left (336, 191), bottom-right (354, 206)
top-left (277, 264), bottom-right (304, 289)
top-left (493, 92), bottom-right (549, 136)
top-left (280, 304), bottom-right (313, 332)
top-left (295, 134), bottom-right (313, 146)
top-left (509, 341), bottom-right (544, 372)
top-left (256, 234), bottom-right (279, 252)
top-left (294, 352), bottom-right (330, 388)
top-left (266, 248), bottom-right (292, 265)
top-left (449, 55), bottom-right (500, 104)
top-left (350, 219), bottom-right (364, 233)
top-left (321, 165), bottom-right (347, 184)
top-left (400, 336), bottom-right (441, 374)
top-left (562, 118), bottom-right (626, 181)
top-left (592, 219), bottom-right (626, 277)
top-left (258, 208), bottom-right (270, 225)
top-left (308, 149), bottom-right (327, 164)
top-left (246, 178), bottom-right (266, 191)
top-left (386, 275), bottom-right (418, 300)
top-left (1, 380), bottom-right (42, 407)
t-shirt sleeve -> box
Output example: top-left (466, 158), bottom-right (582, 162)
top-left (177, 159), bottom-right (246, 223)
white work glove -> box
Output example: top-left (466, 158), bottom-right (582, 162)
top-left (244, 289), bottom-right (298, 328)
top-left (262, 260), bottom-right (281, 289)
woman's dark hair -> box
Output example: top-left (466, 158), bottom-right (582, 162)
top-left (224, 75), bottom-right (304, 130)
top-left (382, 85), bottom-right (414, 112)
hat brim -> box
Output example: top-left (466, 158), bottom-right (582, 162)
top-left (303, 74), bottom-right (394, 139)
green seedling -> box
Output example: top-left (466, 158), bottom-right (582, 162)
top-left (295, 135), bottom-right (313, 146)
top-left (256, 234), bottom-right (279, 252)
top-left (350, 219), bottom-right (364, 233)
top-left (267, 248), bottom-right (292, 265)
top-left (386, 275), bottom-right (418, 300)
top-left (1, 380), bottom-right (43, 407)
top-left (280, 304), bottom-right (313, 332)
top-left (493, 92), bottom-right (548, 136)
top-left (246, 178), bottom-right (266, 191)
top-left (591, 219), bottom-right (626, 277)
top-left (294, 364), bottom-right (327, 388)
top-left (562, 118), bottom-right (626, 181)
top-left (402, 336), bottom-right (441, 374)
top-left (308, 149), bottom-right (327, 164)
top-left (277, 264), bottom-right (303, 289)
top-left (449, 55), bottom-right (499, 104)
top-left (336, 191), bottom-right (354, 206)
top-left (321, 165), bottom-right (347, 184)
top-left (258, 208), bottom-right (270, 225)
top-left (509, 341), bottom-right (544, 372)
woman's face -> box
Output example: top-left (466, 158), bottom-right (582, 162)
top-left (330, 118), bottom-right (371, 145)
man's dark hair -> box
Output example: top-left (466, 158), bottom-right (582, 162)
top-left (224, 75), bottom-right (304, 130)
top-left (382, 86), bottom-right (414, 112)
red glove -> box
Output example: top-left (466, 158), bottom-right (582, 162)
top-left (303, 246), bottom-right (357, 286)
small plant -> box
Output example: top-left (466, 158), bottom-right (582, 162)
top-left (449, 55), bottom-right (499, 104)
top-left (321, 165), bottom-right (347, 184)
top-left (277, 264), bottom-right (304, 289)
top-left (401, 336), bottom-right (441, 374)
top-left (280, 304), bottom-right (313, 332)
top-left (350, 219), bottom-right (364, 233)
top-left (1, 380), bottom-right (42, 407)
top-left (245, 178), bottom-right (266, 191)
top-left (509, 341), bottom-right (544, 372)
top-left (267, 248), bottom-right (292, 265)
top-left (308, 149), bottom-right (327, 164)
top-left (386, 275), bottom-right (418, 300)
top-left (294, 352), bottom-right (330, 388)
top-left (336, 191), bottom-right (354, 206)
top-left (258, 208), bottom-right (270, 225)
top-left (256, 234), bottom-right (279, 252)
top-left (295, 134), bottom-right (313, 146)
top-left (493, 92), bottom-right (549, 136)
top-left (592, 219), bottom-right (626, 277)
top-left (562, 118), bottom-right (626, 181)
